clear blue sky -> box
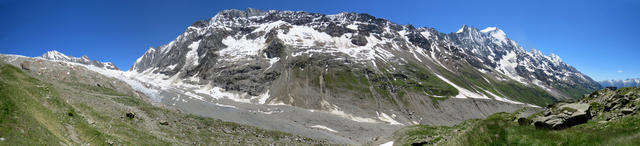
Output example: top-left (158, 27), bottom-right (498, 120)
top-left (1, 0), bottom-right (638, 80)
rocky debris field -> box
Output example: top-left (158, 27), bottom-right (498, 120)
top-left (531, 87), bottom-right (639, 130)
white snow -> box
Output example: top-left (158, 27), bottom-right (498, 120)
top-left (481, 27), bottom-right (508, 44)
top-left (214, 103), bottom-right (237, 109)
top-left (255, 90), bottom-right (271, 104)
top-left (456, 26), bottom-right (465, 33)
top-left (310, 125), bottom-right (338, 133)
top-left (532, 79), bottom-right (551, 91)
top-left (420, 31), bottom-right (431, 38)
top-left (160, 41), bottom-right (176, 54)
top-left (251, 20), bottom-right (288, 33)
top-left (435, 74), bottom-right (490, 99)
top-left (166, 64), bottom-right (178, 70)
top-left (219, 36), bottom-right (266, 61)
top-left (278, 25), bottom-right (333, 47)
top-left (192, 86), bottom-right (271, 104)
top-left (128, 68), bottom-right (178, 89)
top-left (330, 108), bottom-right (379, 123)
top-left (377, 112), bottom-right (404, 125)
top-left (380, 141), bottom-right (394, 146)
top-left (480, 27), bottom-right (498, 33)
top-left (43, 50), bottom-right (71, 61)
top-left (307, 108), bottom-right (380, 123)
top-left (495, 51), bottom-right (528, 85)
top-left (264, 53), bottom-right (280, 70)
top-left (281, 25), bottom-right (392, 67)
top-left (186, 40), bottom-right (201, 66)
top-left (346, 24), bottom-right (358, 30)
top-left (481, 89), bottom-right (521, 104)
top-left (184, 91), bottom-right (206, 102)
top-left (313, 101), bottom-right (380, 123)
top-left (547, 53), bottom-right (563, 65)
top-left (477, 68), bottom-right (488, 73)
top-left (249, 109), bottom-right (282, 114)
top-left (194, 86), bottom-right (251, 103)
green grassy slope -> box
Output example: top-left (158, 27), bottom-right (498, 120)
top-left (0, 63), bottom-right (326, 145)
top-left (391, 87), bottom-right (640, 146)
top-left (0, 63), bottom-right (107, 145)
top-left (392, 112), bottom-right (640, 146)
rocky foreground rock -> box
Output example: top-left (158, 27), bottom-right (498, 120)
top-left (532, 87), bottom-right (639, 129)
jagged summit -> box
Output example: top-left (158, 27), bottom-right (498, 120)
top-left (456, 24), bottom-right (473, 33)
top-left (42, 50), bottom-right (71, 61)
top-left (40, 50), bottom-right (120, 70)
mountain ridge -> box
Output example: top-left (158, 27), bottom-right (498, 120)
top-left (599, 78), bottom-right (640, 88)
top-left (40, 50), bottom-right (120, 70)
top-left (130, 8), bottom-right (599, 106)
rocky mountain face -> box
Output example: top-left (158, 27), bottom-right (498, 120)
top-left (599, 78), bottom-right (640, 88)
top-left (131, 8), bottom-right (598, 108)
top-left (41, 50), bottom-right (120, 70)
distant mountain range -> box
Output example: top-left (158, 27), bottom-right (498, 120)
top-left (599, 78), bottom-right (640, 88)
top-left (41, 50), bottom-right (120, 70)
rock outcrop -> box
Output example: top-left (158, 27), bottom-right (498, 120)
top-left (534, 103), bottom-right (591, 129)
top-left (533, 87), bottom-right (640, 129)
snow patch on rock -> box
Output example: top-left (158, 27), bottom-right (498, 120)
top-left (310, 125), bottom-right (338, 133)
top-left (435, 74), bottom-right (490, 99)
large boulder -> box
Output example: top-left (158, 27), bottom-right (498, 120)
top-left (20, 61), bottom-right (31, 70)
top-left (533, 103), bottom-right (591, 130)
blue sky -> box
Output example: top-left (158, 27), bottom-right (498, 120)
top-left (1, 0), bottom-right (638, 80)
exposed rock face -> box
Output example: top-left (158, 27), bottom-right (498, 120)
top-left (534, 87), bottom-right (640, 129)
top-left (20, 61), bottom-right (30, 70)
top-left (126, 112), bottom-right (135, 119)
top-left (534, 103), bottom-right (591, 129)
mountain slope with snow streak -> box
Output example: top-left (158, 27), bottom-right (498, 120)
top-left (3, 8), bottom-right (602, 144)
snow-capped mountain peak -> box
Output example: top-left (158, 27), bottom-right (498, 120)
top-left (548, 53), bottom-right (563, 65)
top-left (480, 27), bottom-right (507, 43)
top-left (43, 50), bottom-right (71, 61)
top-left (599, 78), bottom-right (640, 88)
top-left (39, 50), bottom-right (120, 70)
top-left (456, 24), bottom-right (474, 33)
top-left (131, 8), bottom-right (599, 109)
top-left (480, 27), bottom-right (499, 33)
